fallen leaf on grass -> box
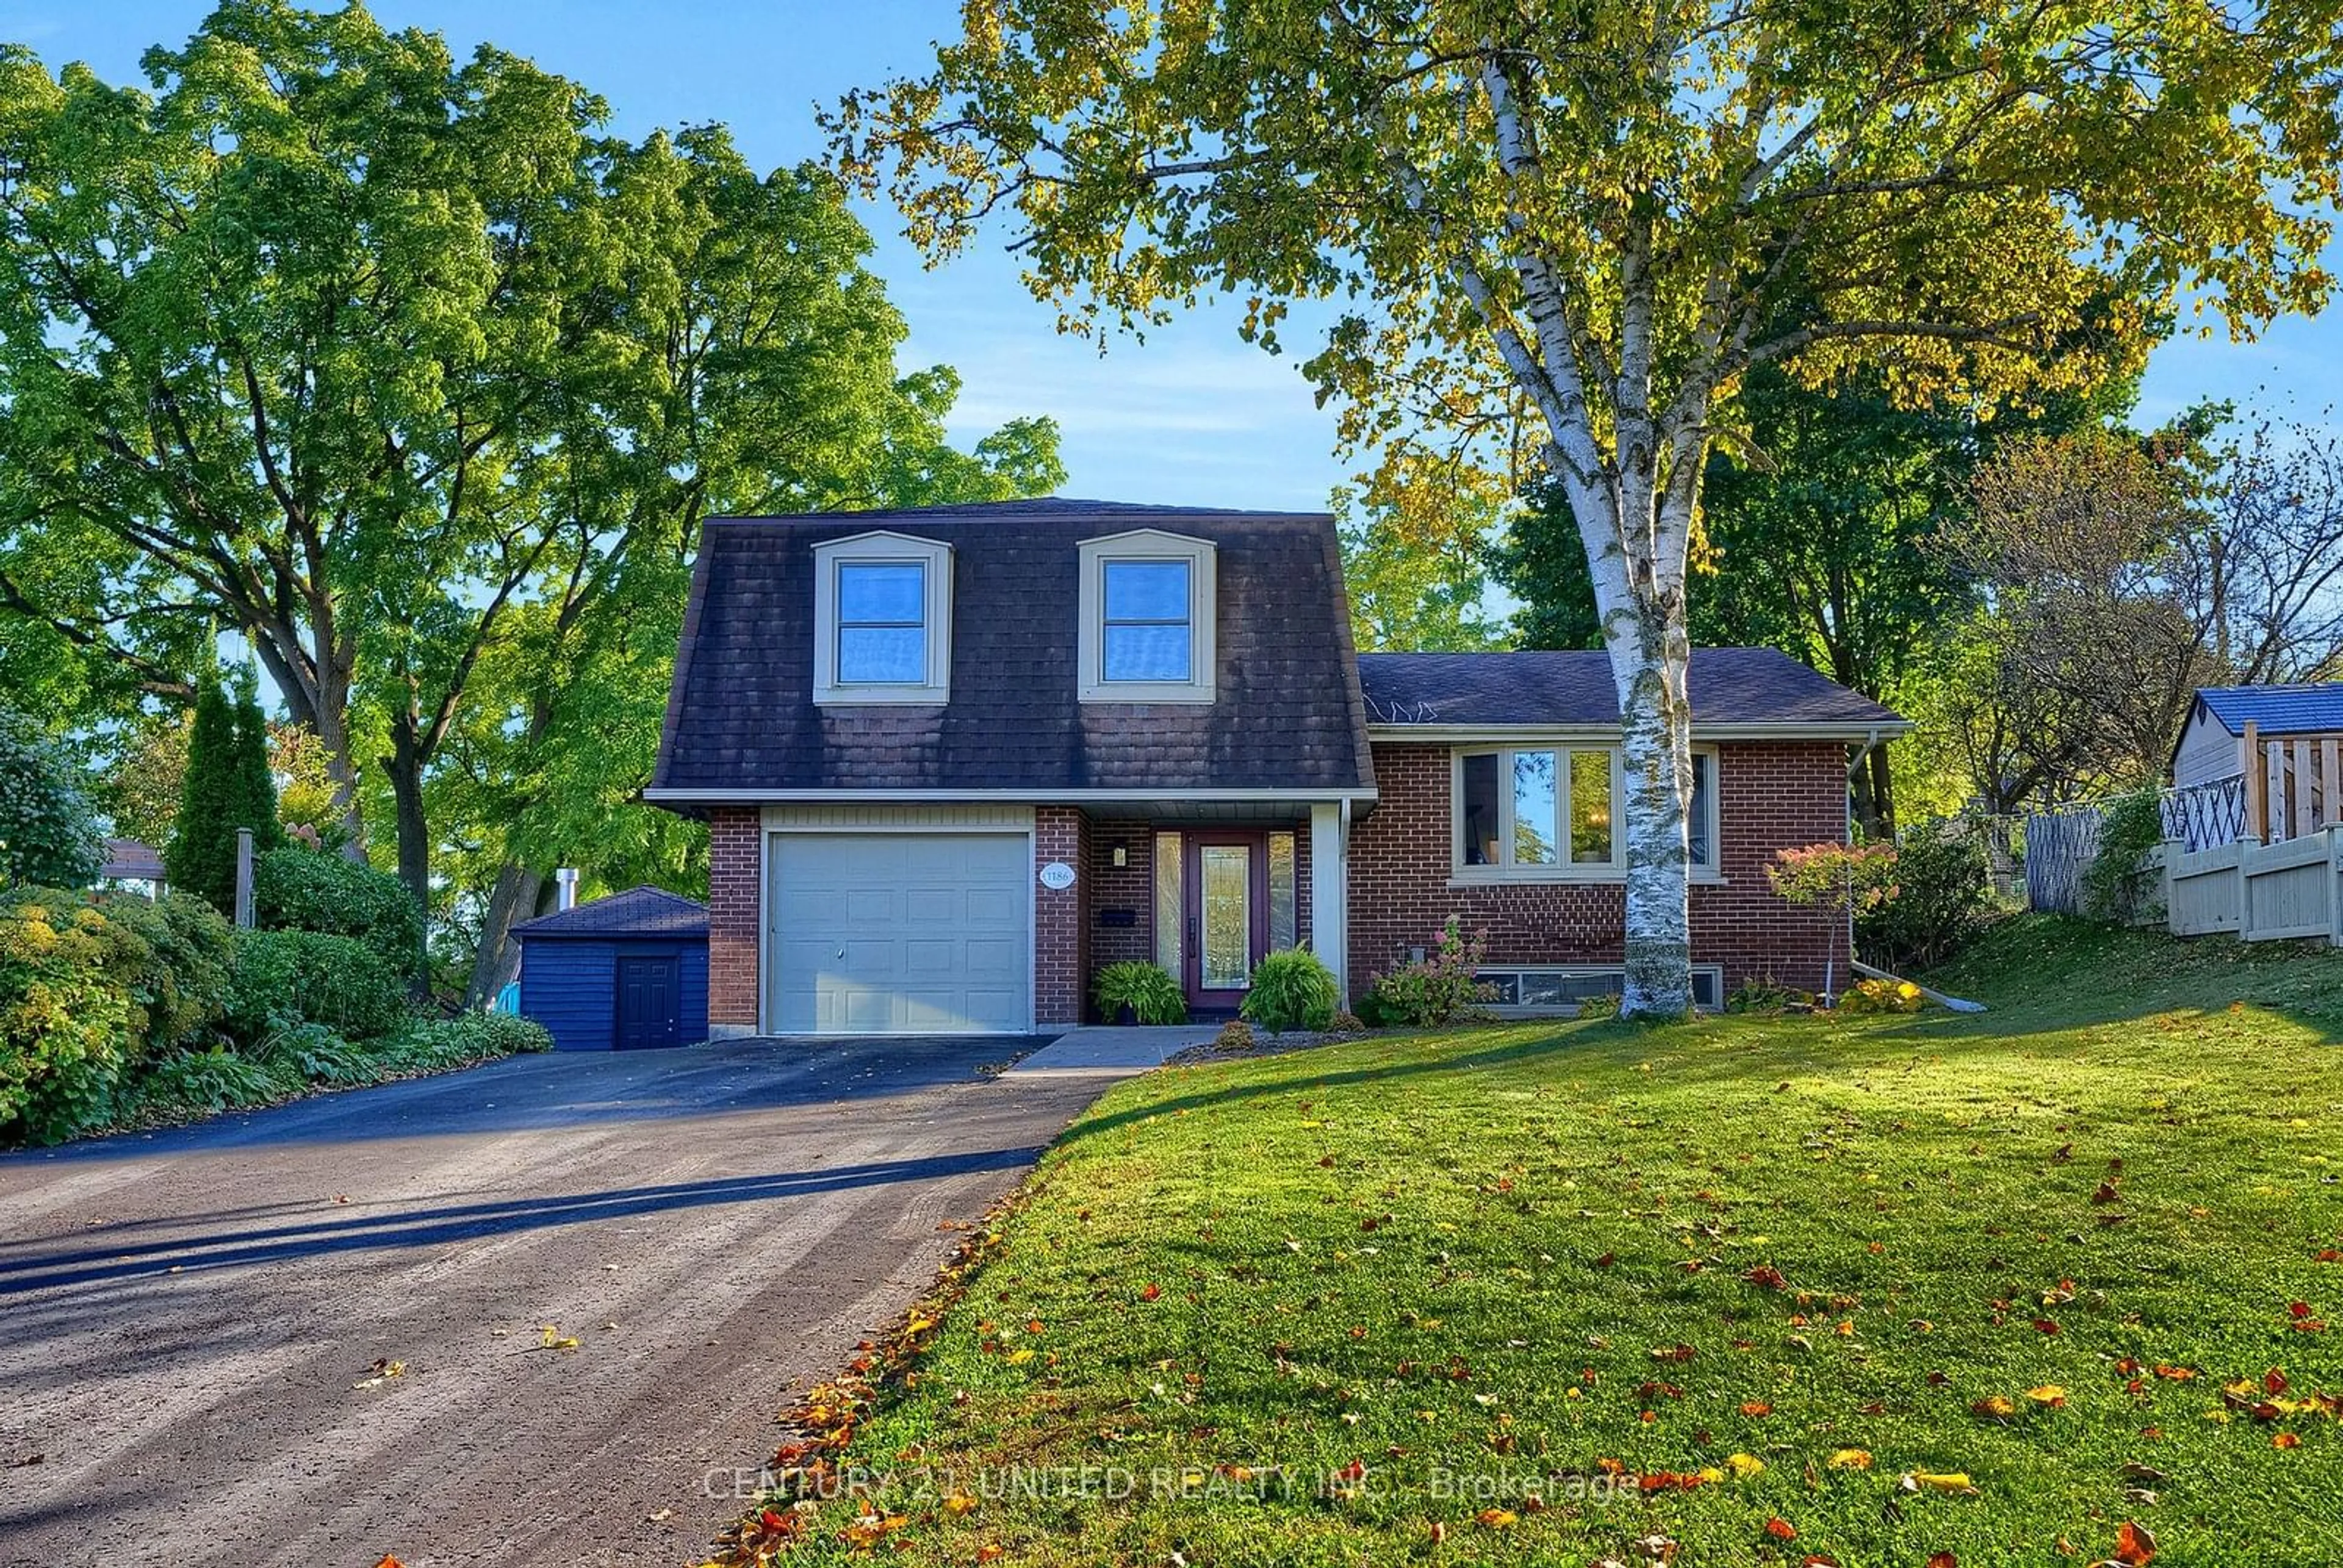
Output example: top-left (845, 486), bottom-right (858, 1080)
top-left (1927, 1555), bottom-right (1958, 1568)
top-left (2025, 1385), bottom-right (2068, 1408)
top-left (1899, 1471), bottom-right (1980, 1496)
top-left (1740, 1400), bottom-right (1774, 1417)
top-left (1971, 1395), bottom-right (2016, 1420)
top-left (1763, 1516), bottom-right (1798, 1541)
top-left (1477, 1508), bottom-right (1517, 1528)
top-left (943, 1492), bottom-right (979, 1516)
top-left (1726, 1452), bottom-right (1766, 1479)
top-left (1829, 1448), bottom-right (1872, 1470)
top-left (2103, 1519), bottom-right (2157, 1566)
top-left (2273, 1432), bottom-right (2301, 1448)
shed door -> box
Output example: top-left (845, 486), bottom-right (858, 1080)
top-left (614, 955), bottom-right (683, 1050)
top-left (769, 833), bottom-right (1030, 1034)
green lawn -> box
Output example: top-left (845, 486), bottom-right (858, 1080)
top-left (714, 919), bottom-right (2343, 1567)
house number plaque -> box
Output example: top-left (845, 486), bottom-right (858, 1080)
top-left (1038, 861), bottom-right (1077, 890)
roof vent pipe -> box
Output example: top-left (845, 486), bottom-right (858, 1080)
top-left (555, 868), bottom-right (579, 912)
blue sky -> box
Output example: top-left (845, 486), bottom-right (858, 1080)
top-left (6, 1), bottom-right (2336, 514)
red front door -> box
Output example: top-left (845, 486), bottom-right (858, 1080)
top-left (1183, 832), bottom-right (1267, 1010)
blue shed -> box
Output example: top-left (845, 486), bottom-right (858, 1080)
top-left (513, 886), bottom-right (710, 1051)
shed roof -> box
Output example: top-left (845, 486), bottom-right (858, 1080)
top-left (1356, 647), bottom-right (1906, 733)
top-left (101, 838), bottom-right (165, 880)
top-left (511, 885), bottom-right (708, 940)
top-left (2191, 683), bottom-right (2343, 737)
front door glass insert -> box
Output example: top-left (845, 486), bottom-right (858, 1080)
top-left (1199, 843), bottom-right (1252, 990)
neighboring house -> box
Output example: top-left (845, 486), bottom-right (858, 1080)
top-left (513, 886), bottom-right (710, 1051)
top-left (647, 500), bottom-right (1907, 1036)
top-left (2170, 683), bottom-right (2343, 843)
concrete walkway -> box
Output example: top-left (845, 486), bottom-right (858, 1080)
top-left (1005, 1024), bottom-right (1220, 1077)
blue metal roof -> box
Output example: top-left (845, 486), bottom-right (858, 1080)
top-left (2194, 683), bottom-right (2343, 737)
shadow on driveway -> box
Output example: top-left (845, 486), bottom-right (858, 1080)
top-left (0, 1145), bottom-right (1043, 1295)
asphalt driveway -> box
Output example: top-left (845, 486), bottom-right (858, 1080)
top-left (0, 1037), bottom-right (1102, 1567)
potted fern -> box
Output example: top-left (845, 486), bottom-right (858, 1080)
top-left (1092, 960), bottom-right (1186, 1025)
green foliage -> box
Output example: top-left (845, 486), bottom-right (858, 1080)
top-left (1091, 960), bottom-right (1187, 1026)
top-left (0, 891), bottom-right (151, 1142)
top-left (0, 706), bottom-right (104, 890)
top-left (1858, 822), bottom-right (2000, 972)
top-left (93, 892), bottom-right (237, 1054)
top-left (1239, 948), bottom-right (1339, 1032)
top-left (253, 846), bottom-right (425, 977)
top-left (1724, 976), bottom-right (1807, 1015)
top-left (1364, 917), bottom-right (1493, 1027)
top-left (1574, 991), bottom-right (1623, 1021)
top-left (225, 929), bottom-right (406, 1043)
top-left (1326, 1009), bottom-right (1366, 1035)
top-left (245, 1021), bottom-right (376, 1086)
top-left (229, 671), bottom-right (286, 861)
top-left (2084, 788), bottom-right (2169, 925)
top-left (0, 4), bottom-right (1062, 958)
top-left (137, 1046), bottom-right (293, 1117)
top-left (1837, 976), bottom-right (1927, 1013)
top-left (1211, 1019), bottom-right (1255, 1053)
top-left (381, 1011), bottom-right (553, 1073)
top-left (1334, 456), bottom-right (1508, 652)
top-left (165, 682), bottom-right (242, 913)
top-left (0, 887), bottom-right (232, 1143)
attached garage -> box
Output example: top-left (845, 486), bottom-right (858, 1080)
top-left (766, 830), bottom-right (1031, 1034)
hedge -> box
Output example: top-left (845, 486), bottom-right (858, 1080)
top-left (253, 846), bottom-right (425, 976)
top-left (224, 928), bottom-right (408, 1041)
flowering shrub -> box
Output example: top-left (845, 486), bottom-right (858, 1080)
top-left (1364, 917), bottom-right (1494, 1026)
top-left (1767, 841), bottom-right (1902, 915)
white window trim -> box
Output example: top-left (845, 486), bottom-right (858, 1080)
top-left (1076, 528), bottom-right (1217, 703)
top-left (1449, 744), bottom-right (1722, 883)
top-left (813, 531), bottom-right (953, 705)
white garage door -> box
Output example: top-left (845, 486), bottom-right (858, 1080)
top-left (768, 833), bottom-right (1031, 1034)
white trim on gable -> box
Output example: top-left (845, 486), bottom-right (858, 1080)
top-left (1076, 528), bottom-right (1217, 703)
top-left (813, 530), bottom-right (954, 705)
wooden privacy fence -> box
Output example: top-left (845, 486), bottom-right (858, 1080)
top-left (2165, 827), bottom-right (2343, 945)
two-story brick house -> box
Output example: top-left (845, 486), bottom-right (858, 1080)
top-left (646, 499), bottom-right (1906, 1035)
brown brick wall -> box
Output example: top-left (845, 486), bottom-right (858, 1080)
top-left (1087, 819), bottom-right (1157, 976)
top-left (1348, 743), bottom-right (1848, 996)
top-left (707, 806), bottom-right (761, 1030)
top-left (1035, 807), bottom-right (1086, 1025)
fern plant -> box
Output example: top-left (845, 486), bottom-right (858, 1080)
top-left (1092, 960), bottom-right (1186, 1025)
top-left (1239, 948), bottom-right (1338, 1032)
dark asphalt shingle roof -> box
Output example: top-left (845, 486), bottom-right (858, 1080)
top-left (651, 500), bottom-right (1376, 795)
top-left (511, 886), bottom-right (708, 940)
top-left (1357, 648), bottom-right (1905, 730)
top-left (2193, 683), bottom-right (2343, 736)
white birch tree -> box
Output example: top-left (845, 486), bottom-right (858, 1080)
top-left (830, 0), bottom-right (2342, 1013)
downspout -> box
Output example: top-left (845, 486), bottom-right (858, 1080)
top-left (1337, 797), bottom-right (1353, 1006)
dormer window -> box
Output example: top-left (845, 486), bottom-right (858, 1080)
top-left (813, 532), bottom-right (952, 704)
top-left (1078, 530), bottom-right (1217, 702)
